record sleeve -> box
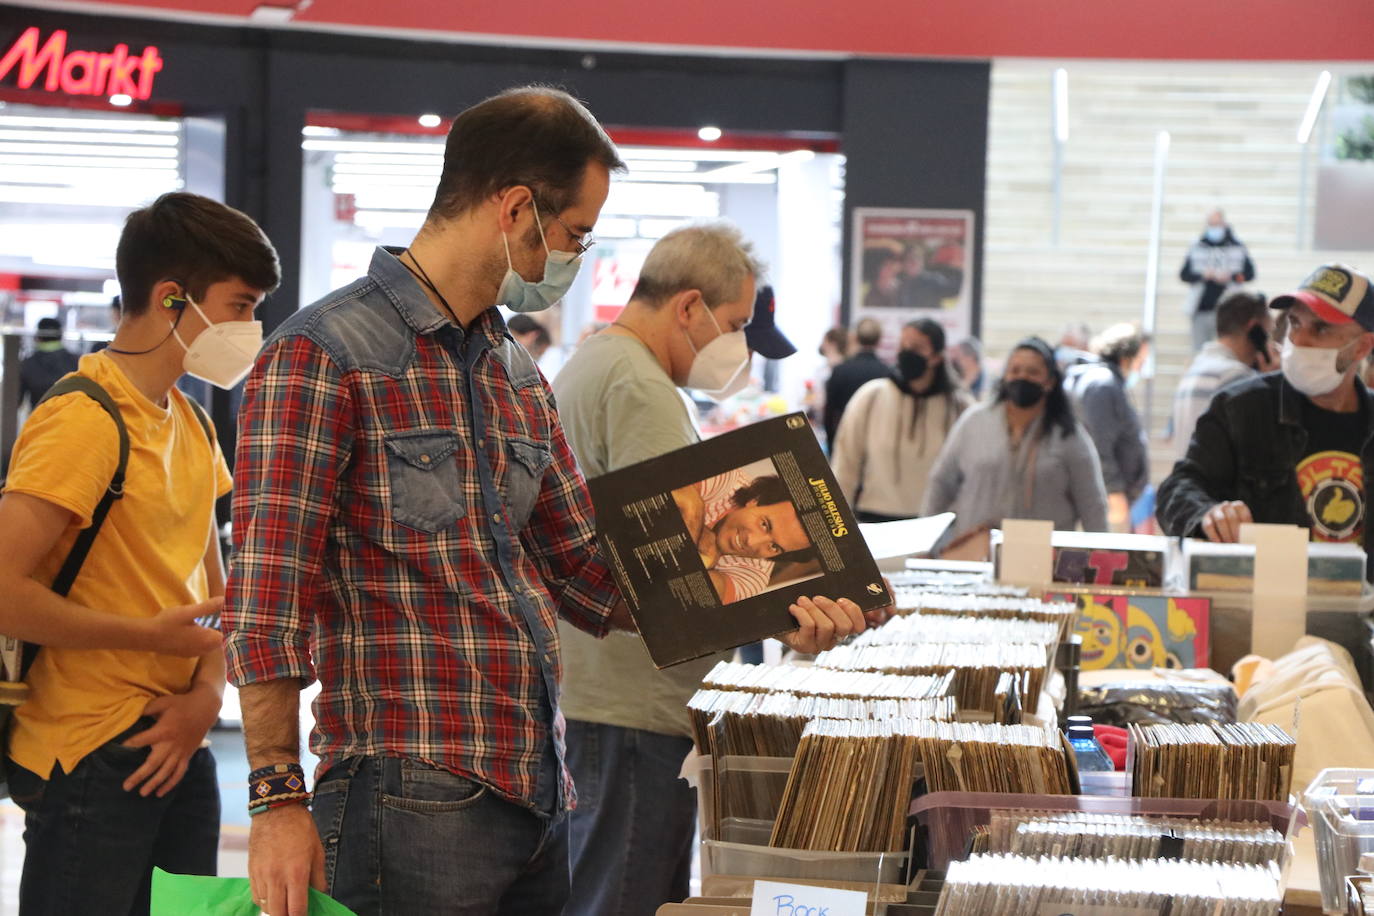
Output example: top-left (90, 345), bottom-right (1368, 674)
top-left (588, 413), bottom-right (889, 667)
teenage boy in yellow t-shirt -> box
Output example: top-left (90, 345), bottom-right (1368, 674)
top-left (0, 191), bottom-right (280, 916)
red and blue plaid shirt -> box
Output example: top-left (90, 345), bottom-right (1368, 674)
top-left (223, 247), bottom-right (619, 813)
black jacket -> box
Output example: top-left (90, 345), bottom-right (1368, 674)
top-left (1157, 372), bottom-right (1374, 575)
top-left (19, 347), bottom-right (80, 411)
top-left (824, 350), bottom-right (891, 446)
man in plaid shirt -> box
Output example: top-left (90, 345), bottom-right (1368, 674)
top-left (225, 87), bottom-right (866, 916)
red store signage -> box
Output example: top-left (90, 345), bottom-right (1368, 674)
top-left (0, 27), bottom-right (163, 100)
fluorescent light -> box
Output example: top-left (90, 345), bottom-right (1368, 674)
top-left (0, 153), bottom-right (176, 169)
top-left (0, 142), bottom-right (177, 157)
top-left (417, 114), bottom-right (442, 128)
top-left (617, 146), bottom-right (780, 163)
top-left (623, 159), bottom-right (698, 172)
top-left (591, 217), bottom-right (637, 238)
top-left (1297, 70), bottom-right (1332, 144)
top-left (0, 184), bottom-right (172, 206)
top-left (604, 183), bottom-right (719, 218)
top-left (1053, 68), bottom-right (1069, 144)
top-left (697, 126), bottom-right (722, 142)
top-left (302, 138), bottom-right (444, 154)
top-left (332, 152), bottom-right (444, 166)
top-left (639, 217), bottom-right (689, 238)
top-left (0, 129), bottom-right (177, 146)
top-left (109, 94), bottom-right (133, 107)
top-left (697, 150), bottom-right (814, 181)
top-left (615, 171), bottom-right (775, 185)
top-left (3, 165), bottom-right (181, 186)
top-left (353, 209), bottom-right (427, 231)
top-left (0, 115), bottom-right (178, 132)
top-left (302, 126), bottom-right (341, 137)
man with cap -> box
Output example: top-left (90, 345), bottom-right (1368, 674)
top-left (18, 317), bottom-right (80, 412)
top-left (1158, 263), bottom-right (1374, 565)
top-left (552, 222), bottom-right (867, 916)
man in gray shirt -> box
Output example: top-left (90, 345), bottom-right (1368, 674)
top-left (553, 223), bottom-right (866, 915)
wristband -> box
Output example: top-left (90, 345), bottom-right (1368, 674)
top-left (248, 762), bottom-right (308, 812)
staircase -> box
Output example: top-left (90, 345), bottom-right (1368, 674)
top-left (982, 61), bottom-right (1374, 484)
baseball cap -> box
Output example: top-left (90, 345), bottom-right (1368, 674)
top-left (1271, 263), bottom-right (1374, 332)
top-left (35, 317), bottom-right (62, 341)
top-left (743, 285), bottom-right (797, 360)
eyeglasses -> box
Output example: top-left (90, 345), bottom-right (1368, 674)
top-left (535, 196), bottom-right (594, 257)
top-left (551, 211), bottom-right (595, 257)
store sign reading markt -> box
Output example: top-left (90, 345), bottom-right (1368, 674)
top-left (0, 27), bottom-right (163, 100)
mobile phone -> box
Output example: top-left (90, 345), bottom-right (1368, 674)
top-left (1247, 324), bottom-right (1268, 353)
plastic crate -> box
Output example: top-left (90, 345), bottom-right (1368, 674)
top-left (1303, 768), bottom-right (1374, 913)
top-left (909, 790), bottom-right (1301, 871)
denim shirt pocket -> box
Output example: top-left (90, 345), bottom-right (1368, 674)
top-left (384, 429), bottom-right (466, 533)
top-left (504, 437), bottom-right (553, 530)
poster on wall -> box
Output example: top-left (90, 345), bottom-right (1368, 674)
top-left (850, 208), bottom-right (974, 356)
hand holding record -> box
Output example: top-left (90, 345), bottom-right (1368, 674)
top-left (779, 594), bottom-right (866, 655)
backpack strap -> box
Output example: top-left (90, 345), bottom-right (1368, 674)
top-left (24, 377), bottom-right (130, 678)
top-left (184, 395), bottom-right (214, 447)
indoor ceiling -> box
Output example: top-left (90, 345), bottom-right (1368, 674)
top-left (9, 0), bottom-right (1374, 62)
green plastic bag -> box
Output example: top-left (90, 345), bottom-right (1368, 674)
top-left (151, 868), bottom-right (358, 916)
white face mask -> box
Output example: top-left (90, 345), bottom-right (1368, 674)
top-left (1280, 336), bottom-right (1351, 397)
top-left (685, 304), bottom-right (750, 399)
top-left (171, 294), bottom-right (263, 389)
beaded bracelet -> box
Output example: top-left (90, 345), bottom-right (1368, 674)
top-left (248, 762), bottom-right (309, 814)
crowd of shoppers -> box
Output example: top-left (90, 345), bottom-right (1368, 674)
top-left (0, 77), bottom-right (1368, 916)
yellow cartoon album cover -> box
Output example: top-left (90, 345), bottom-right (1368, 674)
top-left (1055, 594), bottom-right (1210, 670)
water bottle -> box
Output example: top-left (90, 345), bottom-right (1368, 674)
top-left (1067, 724), bottom-right (1115, 773)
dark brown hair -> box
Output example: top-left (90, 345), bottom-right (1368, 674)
top-left (427, 86), bottom-right (625, 221)
top-left (116, 192), bottom-right (280, 316)
top-left (1215, 291), bottom-right (1269, 337)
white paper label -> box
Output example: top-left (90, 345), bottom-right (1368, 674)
top-left (750, 879), bottom-right (867, 916)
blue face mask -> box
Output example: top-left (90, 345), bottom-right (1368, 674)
top-left (496, 197), bottom-right (583, 313)
top-left (1204, 226), bottom-right (1226, 244)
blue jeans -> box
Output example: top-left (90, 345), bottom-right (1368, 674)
top-left (9, 718), bottom-right (220, 916)
top-left (311, 756), bottom-right (569, 916)
top-left (565, 720), bottom-right (696, 916)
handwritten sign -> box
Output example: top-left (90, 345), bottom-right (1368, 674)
top-left (750, 880), bottom-right (866, 916)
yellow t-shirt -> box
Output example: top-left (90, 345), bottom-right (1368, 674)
top-left (3, 352), bottom-right (232, 777)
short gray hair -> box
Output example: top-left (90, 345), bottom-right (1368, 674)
top-left (631, 221), bottom-right (765, 308)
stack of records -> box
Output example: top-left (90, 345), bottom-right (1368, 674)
top-left (769, 717), bottom-right (922, 853)
top-left (986, 811), bottom-right (1286, 866)
top-left (1130, 722), bottom-right (1296, 802)
top-left (686, 688), bottom-right (956, 758)
top-left (814, 642), bottom-right (1049, 714)
top-left (913, 721), bottom-right (1073, 795)
top-left (848, 613), bottom-right (1062, 650)
top-left (934, 854), bottom-right (1281, 915)
top-left (700, 660), bottom-right (954, 701)
top-left (892, 591), bottom-right (1079, 640)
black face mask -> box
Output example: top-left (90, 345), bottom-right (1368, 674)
top-left (898, 349), bottom-right (930, 385)
top-left (1002, 378), bottom-right (1046, 408)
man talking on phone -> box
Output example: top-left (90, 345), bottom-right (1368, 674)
top-left (1169, 290), bottom-right (1277, 461)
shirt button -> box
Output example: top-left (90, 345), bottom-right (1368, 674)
top-left (478, 438), bottom-right (486, 448)
top-left (492, 512), bottom-right (503, 524)
top-left (419, 454), bottom-right (431, 464)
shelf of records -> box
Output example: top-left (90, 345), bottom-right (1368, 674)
top-left (675, 572), bottom-right (1320, 916)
